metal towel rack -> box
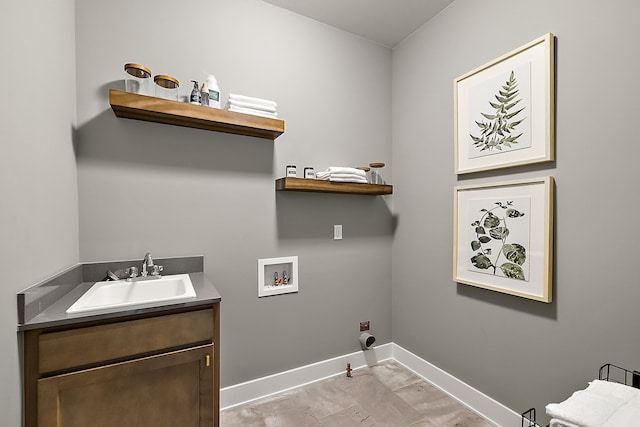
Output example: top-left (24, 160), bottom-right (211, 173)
top-left (521, 363), bottom-right (640, 427)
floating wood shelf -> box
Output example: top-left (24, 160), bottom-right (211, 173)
top-left (275, 177), bottom-right (392, 195)
top-left (109, 89), bottom-right (284, 140)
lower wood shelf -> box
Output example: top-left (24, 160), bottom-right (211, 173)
top-left (275, 177), bottom-right (392, 195)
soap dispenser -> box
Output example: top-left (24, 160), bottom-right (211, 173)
top-left (206, 74), bottom-right (220, 108)
top-left (200, 82), bottom-right (209, 107)
top-left (189, 80), bottom-right (201, 105)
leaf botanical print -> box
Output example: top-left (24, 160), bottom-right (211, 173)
top-left (469, 201), bottom-right (527, 280)
top-left (470, 71), bottom-right (526, 152)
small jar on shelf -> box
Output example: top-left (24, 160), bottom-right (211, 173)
top-left (369, 162), bottom-right (385, 185)
top-left (154, 74), bottom-right (180, 101)
top-left (124, 63), bottom-right (152, 96)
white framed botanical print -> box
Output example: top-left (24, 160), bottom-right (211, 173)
top-left (454, 33), bottom-right (555, 174)
top-left (453, 177), bottom-right (554, 302)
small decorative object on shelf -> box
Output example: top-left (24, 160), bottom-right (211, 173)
top-left (124, 63), bottom-right (152, 96)
top-left (154, 74), bottom-right (179, 101)
top-left (286, 165), bottom-right (297, 177)
top-left (304, 167), bottom-right (315, 179)
top-left (369, 162), bottom-right (385, 185)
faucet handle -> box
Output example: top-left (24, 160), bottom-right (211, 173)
top-left (126, 266), bottom-right (139, 278)
top-left (149, 264), bottom-right (163, 276)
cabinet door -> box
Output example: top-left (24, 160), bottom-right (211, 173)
top-left (37, 344), bottom-right (214, 427)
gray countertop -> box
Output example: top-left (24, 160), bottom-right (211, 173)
top-left (17, 256), bottom-right (221, 331)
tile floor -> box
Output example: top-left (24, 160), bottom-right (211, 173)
top-left (221, 361), bottom-right (494, 426)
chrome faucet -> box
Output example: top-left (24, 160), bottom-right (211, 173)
top-left (142, 252), bottom-right (154, 277)
top-left (126, 252), bottom-right (163, 281)
top-left (142, 252), bottom-right (163, 277)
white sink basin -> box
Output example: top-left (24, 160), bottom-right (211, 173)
top-left (66, 274), bottom-right (196, 314)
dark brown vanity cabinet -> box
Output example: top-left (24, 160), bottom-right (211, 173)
top-left (24, 305), bottom-right (220, 427)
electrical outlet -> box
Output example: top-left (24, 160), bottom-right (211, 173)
top-left (360, 321), bottom-right (370, 332)
top-left (334, 224), bottom-right (343, 240)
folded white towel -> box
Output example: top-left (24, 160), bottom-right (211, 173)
top-left (603, 402), bottom-right (640, 426)
top-left (550, 419), bottom-right (581, 427)
top-left (325, 166), bottom-right (366, 177)
top-left (229, 93), bottom-right (277, 108)
top-left (317, 172), bottom-right (367, 180)
top-left (588, 380), bottom-right (640, 401)
top-left (228, 99), bottom-right (277, 113)
top-left (228, 105), bottom-right (278, 119)
top-left (546, 381), bottom-right (632, 427)
top-left (329, 176), bottom-right (368, 183)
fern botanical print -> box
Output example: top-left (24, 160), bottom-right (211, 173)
top-left (469, 200), bottom-right (528, 280)
top-left (470, 71), bottom-right (527, 153)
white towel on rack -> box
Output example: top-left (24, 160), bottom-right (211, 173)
top-left (549, 419), bottom-right (581, 427)
top-left (546, 389), bottom-right (625, 427)
top-left (588, 380), bottom-right (640, 401)
top-left (546, 380), bottom-right (640, 427)
top-left (229, 93), bottom-right (277, 108)
top-left (602, 401), bottom-right (640, 426)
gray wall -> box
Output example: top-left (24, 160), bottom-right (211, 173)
top-left (392, 0), bottom-right (640, 423)
top-left (0, 0), bottom-right (79, 425)
top-left (75, 0), bottom-right (393, 387)
top-left (7, 1), bottom-right (638, 424)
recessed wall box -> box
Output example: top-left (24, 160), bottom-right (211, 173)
top-left (258, 256), bottom-right (298, 297)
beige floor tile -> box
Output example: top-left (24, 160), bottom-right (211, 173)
top-left (295, 375), bottom-right (360, 419)
top-left (220, 362), bottom-right (493, 427)
top-left (219, 406), bottom-right (266, 426)
top-left (369, 361), bottom-right (423, 391)
top-left (340, 370), bottom-right (425, 426)
top-left (319, 404), bottom-right (376, 427)
top-left (395, 381), bottom-right (493, 427)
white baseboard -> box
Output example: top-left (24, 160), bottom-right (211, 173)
top-left (220, 343), bottom-right (393, 410)
top-left (220, 342), bottom-right (520, 426)
top-left (391, 343), bottom-right (521, 426)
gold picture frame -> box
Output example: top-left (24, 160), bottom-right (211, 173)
top-left (454, 33), bottom-right (555, 174)
top-left (453, 177), bottom-right (554, 302)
